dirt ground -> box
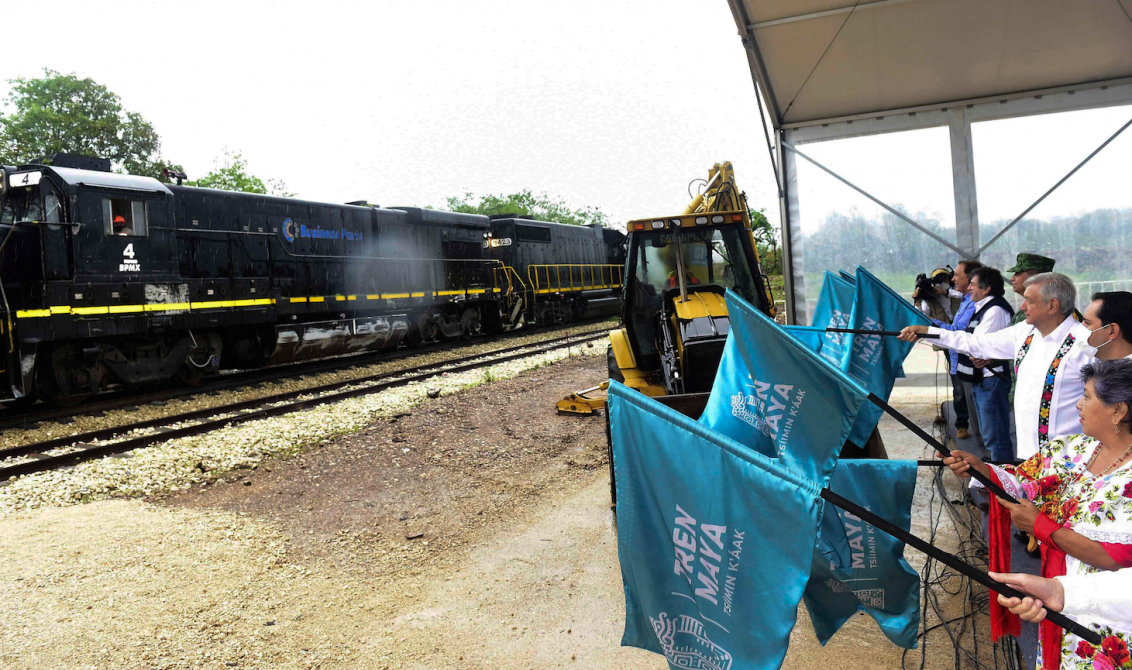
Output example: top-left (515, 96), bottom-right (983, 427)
top-left (0, 348), bottom-right (988, 670)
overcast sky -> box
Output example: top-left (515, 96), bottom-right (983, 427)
top-left (2, 0), bottom-right (1130, 234)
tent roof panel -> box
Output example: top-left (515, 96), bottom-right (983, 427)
top-left (732, 0), bottom-right (1132, 126)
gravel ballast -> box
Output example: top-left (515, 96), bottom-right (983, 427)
top-left (0, 321), bottom-right (614, 451)
top-left (0, 339), bottom-right (606, 514)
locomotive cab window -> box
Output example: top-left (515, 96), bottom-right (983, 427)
top-left (0, 188), bottom-right (43, 224)
top-left (102, 197), bottom-right (148, 237)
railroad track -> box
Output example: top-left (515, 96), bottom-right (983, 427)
top-left (0, 318), bottom-right (614, 430)
top-left (0, 331), bottom-right (609, 480)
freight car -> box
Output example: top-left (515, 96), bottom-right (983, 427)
top-left (0, 155), bottom-right (624, 405)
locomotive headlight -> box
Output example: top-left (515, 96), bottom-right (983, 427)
top-left (694, 216), bottom-right (708, 225)
top-left (711, 215), bottom-right (724, 224)
top-left (670, 219), bottom-right (681, 227)
top-left (651, 220), bottom-right (665, 229)
top-left (483, 231), bottom-right (491, 240)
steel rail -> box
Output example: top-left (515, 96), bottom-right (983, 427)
top-left (0, 332), bottom-right (608, 480)
top-left (0, 318), bottom-right (613, 430)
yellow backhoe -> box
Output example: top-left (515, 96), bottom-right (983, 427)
top-left (557, 162), bottom-right (776, 415)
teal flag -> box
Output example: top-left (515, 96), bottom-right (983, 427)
top-left (804, 460), bottom-right (921, 649)
top-left (781, 324), bottom-right (828, 353)
top-left (698, 290), bottom-right (868, 484)
top-left (610, 381), bottom-right (825, 670)
top-left (840, 267), bottom-right (929, 446)
top-left (810, 271), bottom-right (857, 368)
top-left (695, 290), bottom-right (921, 651)
top-left (839, 269), bottom-right (856, 284)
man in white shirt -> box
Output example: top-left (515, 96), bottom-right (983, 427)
top-left (988, 570), bottom-right (1131, 632)
top-left (959, 267), bottom-right (1016, 461)
top-left (1082, 291), bottom-right (1132, 361)
top-left (900, 273), bottom-right (1093, 460)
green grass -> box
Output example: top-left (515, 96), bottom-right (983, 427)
top-left (767, 275), bottom-right (786, 302)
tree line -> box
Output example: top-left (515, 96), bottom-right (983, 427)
top-left (803, 205), bottom-right (1132, 284)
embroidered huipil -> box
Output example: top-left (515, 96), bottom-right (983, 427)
top-left (974, 435), bottom-right (1132, 669)
top-left (929, 316), bottom-right (1094, 459)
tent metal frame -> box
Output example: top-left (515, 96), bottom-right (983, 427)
top-left (727, 0), bottom-right (1132, 323)
top-left (762, 78), bottom-right (1132, 324)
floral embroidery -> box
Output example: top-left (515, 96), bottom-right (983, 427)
top-left (1073, 635), bottom-right (1132, 670)
top-left (999, 435), bottom-right (1132, 670)
top-left (1033, 332), bottom-right (1077, 448)
top-left (1015, 332), bottom-right (1035, 373)
top-left (1104, 637), bottom-right (1131, 666)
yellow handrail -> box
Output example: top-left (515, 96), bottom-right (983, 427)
top-left (526, 264), bottom-right (623, 295)
top-left (493, 265), bottom-right (527, 295)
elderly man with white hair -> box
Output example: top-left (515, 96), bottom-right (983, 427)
top-left (900, 273), bottom-right (1095, 461)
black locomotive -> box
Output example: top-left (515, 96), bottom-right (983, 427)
top-left (0, 154), bottom-right (625, 405)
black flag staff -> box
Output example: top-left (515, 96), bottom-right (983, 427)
top-left (819, 485), bottom-right (1102, 645)
top-left (755, 327), bottom-right (1094, 638)
top-left (825, 328), bottom-right (1011, 382)
top-left (827, 390), bottom-right (1102, 642)
top-left (820, 329), bottom-right (1018, 496)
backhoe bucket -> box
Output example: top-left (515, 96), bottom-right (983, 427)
top-left (556, 381), bottom-right (609, 415)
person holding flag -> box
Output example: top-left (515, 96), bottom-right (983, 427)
top-left (900, 273), bottom-right (1095, 461)
top-left (956, 267), bottom-right (1016, 462)
top-left (939, 359), bottom-right (1132, 670)
top-left (933, 260), bottom-right (983, 442)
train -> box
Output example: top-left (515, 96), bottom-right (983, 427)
top-left (0, 153), bottom-right (625, 406)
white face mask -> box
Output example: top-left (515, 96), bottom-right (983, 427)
top-left (1087, 324), bottom-right (1114, 352)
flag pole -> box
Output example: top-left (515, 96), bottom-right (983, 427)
top-left (826, 329), bottom-right (1012, 382)
top-left (826, 328), bottom-right (939, 339)
top-left (819, 486), bottom-right (1102, 645)
top-left (865, 392), bottom-right (1018, 504)
top-left (917, 459), bottom-right (1022, 467)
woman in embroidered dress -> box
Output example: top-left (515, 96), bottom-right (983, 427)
top-left (944, 359), bottom-right (1132, 670)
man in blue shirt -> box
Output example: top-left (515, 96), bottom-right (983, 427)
top-left (934, 260), bottom-right (983, 442)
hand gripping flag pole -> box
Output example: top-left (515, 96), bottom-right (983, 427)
top-left (826, 328), bottom-right (1012, 382)
top-left (818, 485), bottom-right (1103, 645)
top-left (865, 391), bottom-right (1019, 504)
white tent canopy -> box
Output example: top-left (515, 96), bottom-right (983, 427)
top-left (725, 0), bottom-right (1132, 323)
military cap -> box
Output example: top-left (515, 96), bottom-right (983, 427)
top-left (1006, 253), bottom-right (1055, 275)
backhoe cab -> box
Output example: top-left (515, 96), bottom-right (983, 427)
top-left (556, 162), bottom-right (775, 415)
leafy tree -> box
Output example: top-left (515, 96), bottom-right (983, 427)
top-left (749, 207), bottom-right (782, 274)
top-left (185, 150), bottom-right (293, 197)
top-left (445, 190), bottom-right (610, 227)
top-left (0, 70), bottom-right (181, 180)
